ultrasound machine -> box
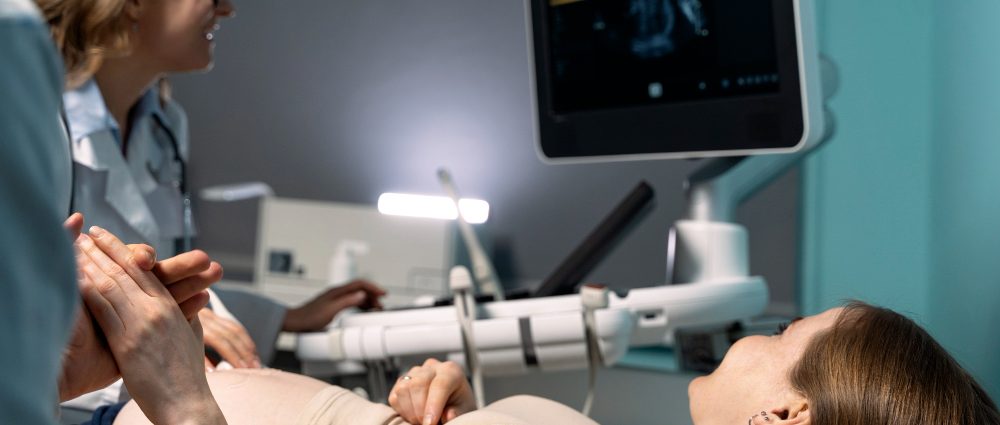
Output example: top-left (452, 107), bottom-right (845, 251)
top-left (296, 0), bottom-right (835, 414)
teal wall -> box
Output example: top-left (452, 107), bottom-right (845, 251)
top-left (928, 0), bottom-right (1000, 400)
top-left (801, 0), bottom-right (934, 317)
top-left (802, 0), bottom-right (1000, 398)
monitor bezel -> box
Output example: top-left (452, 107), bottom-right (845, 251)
top-left (527, 0), bottom-right (825, 163)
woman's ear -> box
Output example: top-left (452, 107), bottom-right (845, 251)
top-left (124, 0), bottom-right (142, 22)
top-left (769, 397), bottom-right (810, 425)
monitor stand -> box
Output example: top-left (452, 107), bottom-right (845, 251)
top-left (668, 138), bottom-right (833, 286)
top-left (668, 55), bottom-right (839, 288)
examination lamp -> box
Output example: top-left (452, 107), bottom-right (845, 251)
top-left (377, 193), bottom-right (490, 224)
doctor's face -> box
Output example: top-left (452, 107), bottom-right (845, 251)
top-left (131, 0), bottom-right (236, 73)
top-left (687, 308), bottom-right (843, 425)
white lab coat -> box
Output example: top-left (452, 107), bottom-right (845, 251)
top-left (65, 79), bottom-right (189, 258)
top-left (0, 1), bottom-right (78, 423)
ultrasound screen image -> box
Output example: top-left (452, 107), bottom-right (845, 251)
top-left (547, 0), bottom-right (780, 114)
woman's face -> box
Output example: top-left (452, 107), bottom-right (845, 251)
top-left (687, 307), bottom-right (843, 425)
top-left (131, 0), bottom-right (236, 73)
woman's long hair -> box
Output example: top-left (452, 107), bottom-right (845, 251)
top-left (791, 302), bottom-right (1000, 424)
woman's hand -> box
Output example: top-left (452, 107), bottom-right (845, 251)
top-left (75, 226), bottom-right (226, 424)
top-left (152, 249), bottom-right (225, 320)
top-left (388, 358), bottom-right (477, 425)
top-left (200, 308), bottom-right (261, 368)
top-left (282, 280), bottom-right (386, 332)
top-left (59, 295), bottom-right (125, 401)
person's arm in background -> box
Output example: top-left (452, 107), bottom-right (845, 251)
top-left (282, 281), bottom-right (386, 332)
top-left (0, 1), bottom-right (78, 422)
top-left (199, 306), bottom-right (261, 369)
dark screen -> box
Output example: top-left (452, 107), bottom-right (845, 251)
top-left (548, 0), bottom-right (780, 114)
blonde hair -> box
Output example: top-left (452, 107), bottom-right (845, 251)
top-left (791, 302), bottom-right (1000, 424)
top-left (36, 0), bottom-right (132, 88)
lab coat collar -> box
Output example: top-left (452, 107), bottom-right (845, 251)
top-left (64, 79), bottom-right (169, 147)
top-left (71, 132), bottom-right (163, 248)
top-left (64, 78), bottom-right (120, 149)
top-left (64, 79), bottom-right (162, 246)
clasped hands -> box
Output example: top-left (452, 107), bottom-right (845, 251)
top-left (59, 213), bottom-right (227, 424)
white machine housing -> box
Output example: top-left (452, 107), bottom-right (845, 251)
top-left (253, 197), bottom-right (454, 308)
top-left (298, 279), bottom-right (767, 374)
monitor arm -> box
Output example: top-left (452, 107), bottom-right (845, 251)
top-left (669, 56), bottom-right (839, 284)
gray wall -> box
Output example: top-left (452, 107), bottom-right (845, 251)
top-left (175, 0), bottom-right (799, 308)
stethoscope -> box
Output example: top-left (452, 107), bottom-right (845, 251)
top-left (64, 110), bottom-right (194, 254)
top-left (150, 113), bottom-right (194, 254)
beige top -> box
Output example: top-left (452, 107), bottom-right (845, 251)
top-left (114, 369), bottom-right (597, 425)
top-left (295, 388), bottom-right (594, 425)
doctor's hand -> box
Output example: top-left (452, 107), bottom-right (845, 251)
top-left (200, 307), bottom-right (261, 369)
top-left (282, 280), bottom-right (386, 332)
top-left (59, 215), bottom-right (221, 401)
top-left (389, 358), bottom-right (477, 425)
top-left (75, 227), bottom-right (226, 425)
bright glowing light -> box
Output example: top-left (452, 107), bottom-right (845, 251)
top-left (377, 193), bottom-right (489, 224)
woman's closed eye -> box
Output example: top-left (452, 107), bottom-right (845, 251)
top-left (773, 316), bottom-right (804, 336)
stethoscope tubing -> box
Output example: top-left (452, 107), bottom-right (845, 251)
top-left (151, 113), bottom-right (193, 253)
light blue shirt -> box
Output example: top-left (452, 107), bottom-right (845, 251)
top-left (0, 0), bottom-right (78, 422)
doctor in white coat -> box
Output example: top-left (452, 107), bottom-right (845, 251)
top-left (38, 0), bottom-right (385, 410)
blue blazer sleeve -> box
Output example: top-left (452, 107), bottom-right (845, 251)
top-left (0, 1), bottom-right (79, 423)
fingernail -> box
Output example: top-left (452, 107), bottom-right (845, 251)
top-left (423, 413), bottom-right (434, 425)
top-left (89, 226), bottom-right (105, 237)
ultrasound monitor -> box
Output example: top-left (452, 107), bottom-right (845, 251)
top-left (527, 0), bottom-right (825, 161)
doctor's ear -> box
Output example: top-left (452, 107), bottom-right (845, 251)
top-left (124, 0), bottom-right (142, 22)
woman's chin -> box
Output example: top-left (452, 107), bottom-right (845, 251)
top-left (175, 56), bottom-right (214, 74)
top-left (687, 374), bottom-right (714, 424)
